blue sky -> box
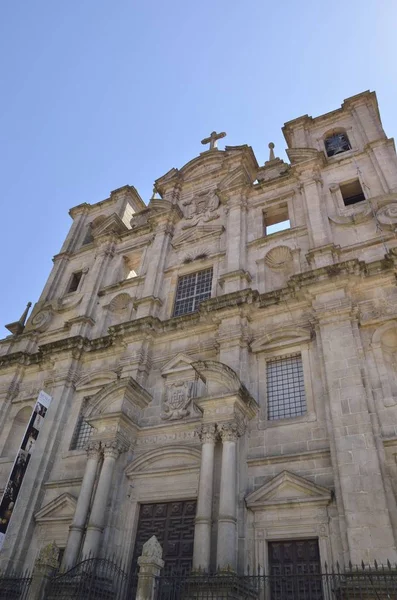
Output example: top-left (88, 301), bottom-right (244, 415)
top-left (0, 0), bottom-right (396, 335)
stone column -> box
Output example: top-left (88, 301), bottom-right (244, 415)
top-left (193, 424), bottom-right (217, 572)
top-left (81, 440), bottom-right (123, 557)
top-left (216, 421), bottom-right (242, 571)
top-left (62, 441), bottom-right (101, 569)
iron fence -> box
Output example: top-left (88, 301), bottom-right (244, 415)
top-left (154, 563), bottom-right (397, 600)
top-left (0, 568), bottom-right (31, 600)
top-left (45, 556), bottom-right (131, 600)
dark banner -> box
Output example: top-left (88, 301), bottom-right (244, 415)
top-left (0, 390), bottom-right (52, 550)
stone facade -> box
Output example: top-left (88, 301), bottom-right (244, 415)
top-left (1, 90), bottom-right (397, 574)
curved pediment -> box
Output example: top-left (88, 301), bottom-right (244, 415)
top-left (178, 152), bottom-right (225, 182)
top-left (125, 445), bottom-right (201, 478)
top-left (251, 326), bottom-right (313, 353)
top-left (75, 370), bottom-right (119, 392)
top-left (85, 377), bottom-right (152, 418)
top-left (192, 360), bottom-right (241, 395)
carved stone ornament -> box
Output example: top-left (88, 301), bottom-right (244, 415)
top-left (376, 203), bottom-right (397, 229)
top-left (219, 420), bottom-right (245, 442)
top-left (102, 439), bottom-right (127, 458)
top-left (182, 190), bottom-right (220, 229)
top-left (195, 423), bottom-right (217, 444)
top-left (162, 381), bottom-right (194, 421)
top-left (36, 541), bottom-right (60, 569)
top-left (30, 308), bottom-right (54, 332)
top-left (141, 535), bottom-right (163, 560)
top-left (264, 245), bottom-right (293, 270)
top-left (85, 440), bottom-right (101, 458)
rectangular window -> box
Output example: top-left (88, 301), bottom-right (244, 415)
top-left (267, 354), bottom-right (307, 420)
top-left (340, 179), bottom-right (365, 206)
top-left (70, 413), bottom-right (93, 450)
top-left (264, 205), bottom-right (290, 236)
top-left (68, 271), bottom-right (83, 293)
top-left (173, 268), bottom-right (213, 317)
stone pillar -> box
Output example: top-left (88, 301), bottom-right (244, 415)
top-left (315, 298), bottom-right (397, 564)
top-left (216, 421), bottom-right (242, 571)
top-left (81, 440), bottom-right (123, 557)
top-left (193, 424), bottom-right (217, 572)
top-left (62, 441), bottom-right (101, 569)
top-left (136, 536), bottom-right (164, 600)
top-left (28, 542), bottom-right (59, 600)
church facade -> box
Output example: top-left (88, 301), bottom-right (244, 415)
top-left (1, 90), bottom-right (397, 577)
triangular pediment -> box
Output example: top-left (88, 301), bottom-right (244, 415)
top-left (161, 353), bottom-right (195, 377)
top-left (172, 224), bottom-right (224, 249)
top-left (35, 493), bottom-right (77, 523)
top-left (246, 471), bottom-right (331, 510)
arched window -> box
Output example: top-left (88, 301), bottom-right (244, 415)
top-left (324, 131), bottom-right (351, 157)
top-left (2, 406), bottom-right (32, 458)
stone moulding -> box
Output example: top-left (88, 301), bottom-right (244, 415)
top-left (250, 325), bottom-right (313, 353)
top-left (125, 445), bottom-right (201, 479)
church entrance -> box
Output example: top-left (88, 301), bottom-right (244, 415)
top-left (268, 539), bottom-right (323, 600)
top-left (132, 500), bottom-right (196, 575)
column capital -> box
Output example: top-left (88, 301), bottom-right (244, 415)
top-left (195, 423), bottom-right (217, 444)
top-left (218, 420), bottom-right (245, 442)
top-left (85, 441), bottom-right (101, 459)
top-left (102, 439), bottom-right (127, 459)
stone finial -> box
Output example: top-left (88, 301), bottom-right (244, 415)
top-left (268, 142), bottom-right (276, 161)
top-left (36, 541), bottom-right (59, 569)
top-left (5, 302), bottom-right (32, 336)
top-left (142, 535), bottom-right (163, 560)
top-left (150, 185), bottom-right (159, 201)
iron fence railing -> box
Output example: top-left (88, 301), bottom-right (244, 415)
top-left (45, 556), bottom-right (131, 600)
top-left (154, 563), bottom-right (397, 600)
top-left (0, 568), bottom-right (31, 600)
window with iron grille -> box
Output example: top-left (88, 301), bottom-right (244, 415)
top-left (266, 354), bottom-right (307, 420)
top-left (173, 268), bottom-right (213, 317)
top-left (70, 413), bottom-right (93, 450)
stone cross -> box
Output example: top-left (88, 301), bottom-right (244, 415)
top-left (201, 131), bottom-right (226, 151)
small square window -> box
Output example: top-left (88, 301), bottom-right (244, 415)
top-left (68, 272), bottom-right (83, 293)
top-left (264, 205), bottom-right (290, 236)
top-left (340, 180), bottom-right (365, 206)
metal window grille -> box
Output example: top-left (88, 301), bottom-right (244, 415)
top-left (173, 268), bottom-right (213, 317)
top-left (267, 353), bottom-right (307, 420)
top-left (70, 414), bottom-right (93, 450)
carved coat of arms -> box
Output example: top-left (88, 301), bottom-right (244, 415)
top-left (182, 190), bottom-right (220, 229)
top-left (162, 381), bottom-right (194, 420)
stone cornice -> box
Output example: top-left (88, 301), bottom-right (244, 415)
top-left (247, 448), bottom-right (331, 466)
top-left (2, 253), bottom-right (397, 369)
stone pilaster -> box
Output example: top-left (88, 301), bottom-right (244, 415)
top-left (193, 423), bottom-right (217, 571)
top-left (222, 195), bottom-right (250, 293)
top-left (62, 441), bottom-right (102, 569)
top-left (315, 297), bottom-right (397, 564)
